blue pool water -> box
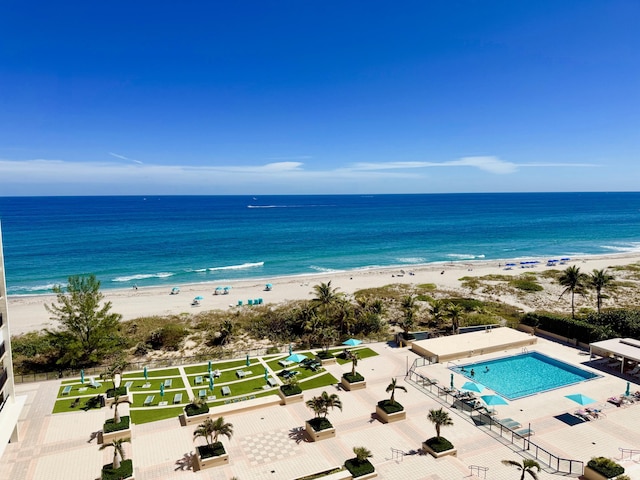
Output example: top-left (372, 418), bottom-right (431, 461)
top-left (451, 352), bottom-right (600, 400)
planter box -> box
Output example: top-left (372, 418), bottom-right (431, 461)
top-left (278, 388), bottom-right (304, 405)
top-left (341, 376), bottom-right (366, 391)
top-left (100, 426), bottom-right (132, 444)
top-left (194, 451), bottom-right (229, 471)
top-left (104, 389), bottom-right (129, 407)
top-left (583, 465), bottom-right (623, 480)
top-left (305, 420), bottom-right (336, 442)
top-left (375, 405), bottom-right (405, 423)
top-left (422, 441), bottom-right (457, 458)
top-left (180, 408), bottom-right (211, 426)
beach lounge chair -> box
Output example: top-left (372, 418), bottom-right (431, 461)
top-left (267, 377), bottom-right (277, 387)
top-left (198, 389), bottom-right (207, 399)
top-left (515, 428), bottom-right (535, 437)
top-left (248, 299), bottom-right (253, 306)
top-left (574, 410), bottom-right (592, 421)
top-left (195, 375), bottom-right (203, 385)
top-left (143, 395), bottom-right (155, 406)
top-left (124, 381), bottom-right (133, 389)
top-left (237, 300), bottom-right (243, 306)
top-left (236, 370), bottom-right (245, 378)
top-left (278, 359), bottom-right (293, 368)
top-left (164, 379), bottom-right (172, 388)
top-left (88, 377), bottom-right (101, 389)
top-left (62, 385), bottom-right (72, 395)
top-left (173, 393), bottom-right (182, 404)
top-left (497, 418), bottom-right (521, 429)
top-left (608, 396), bottom-right (623, 407)
top-left (221, 386), bottom-right (231, 396)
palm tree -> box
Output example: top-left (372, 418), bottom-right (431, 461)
top-left (428, 299), bottom-right (446, 328)
top-left (319, 391), bottom-right (342, 418)
top-left (558, 265), bottom-right (587, 318)
top-left (311, 281), bottom-right (343, 320)
top-left (588, 269), bottom-right (615, 314)
top-left (445, 303), bottom-right (464, 334)
top-left (501, 459), bottom-right (541, 480)
top-left (352, 446), bottom-right (373, 463)
top-left (427, 408), bottom-right (453, 439)
top-left (399, 295), bottom-right (417, 335)
top-left (111, 392), bottom-right (132, 424)
top-left (193, 418), bottom-right (216, 448)
top-left (386, 378), bottom-right (407, 405)
top-left (305, 395), bottom-right (326, 418)
top-left (99, 437), bottom-right (130, 470)
top-left (347, 350), bottom-right (359, 376)
top-left (210, 416), bottom-right (234, 444)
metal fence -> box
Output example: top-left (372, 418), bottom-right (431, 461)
top-left (407, 359), bottom-right (584, 476)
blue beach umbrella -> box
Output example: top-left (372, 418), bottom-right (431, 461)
top-left (481, 394), bottom-right (509, 406)
top-left (80, 369), bottom-right (84, 385)
top-left (160, 383), bottom-right (164, 398)
top-left (143, 366), bottom-right (148, 380)
top-left (342, 338), bottom-right (362, 347)
top-left (286, 353), bottom-right (307, 363)
top-left (246, 354), bottom-right (250, 366)
top-left (461, 381), bottom-right (485, 393)
top-left (565, 393), bottom-right (595, 406)
top-left (209, 375), bottom-right (214, 391)
top-left (194, 295), bottom-right (204, 301)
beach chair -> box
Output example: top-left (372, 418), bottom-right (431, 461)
top-left (88, 377), bottom-right (101, 389)
top-left (62, 385), bottom-right (72, 395)
top-left (497, 418), bottom-right (521, 429)
top-left (236, 370), bottom-right (245, 378)
top-left (173, 393), bottom-right (182, 404)
top-left (124, 381), bottom-right (133, 390)
top-left (143, 395), bottom-right (155, 406)
top-left (574, 410), bottom-right (592, 422)
top-left (195, 375), bottom-right (203, 385)
top-left (248, 299), bottom-right (253, 306)
top-left (164, 379), bottom-right (173, 388)
top-left (221, 386), bottom-right (231, 396)
top-left (198, 389), bottom-right (207, 399)
top-left (267, 377), bottom-right (277, 387)
top-left (237, 300), bottom-right (243, 306)
top-left (515, 428), bottom-right (535, 437)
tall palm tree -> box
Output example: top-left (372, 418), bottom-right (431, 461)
top-left (193, 418), bottom-right (216, 448)
top-left (558, 265), bottom-right (587, 318)
top-left (319, 391), bottom-right (342, 418)
top-left (311, 281), bottom-right (343, 319)
top-left (428, 299), bottom-right (446, 328)
top-left (210, 416), bottom-right (234, 443)
top-left (445, 303), bottom-right (464, 334)
top-left (501, 459), bottom-right (541, 480)
top-left (305, 395), bottom-right (326, 418)
top-left (399, 295), bottom-right (417, 334)
top-left (347, 350), bottom-right (359, 376)
top-left (386, 378), bottom-right (407, 405)
top-left (427, 408), bottom-right (453, 439)
top-left (588, 269), bottom-right (615, 314)
top-left (110, 392), bottom-right (132, 424)
top-left (352, 446), bottom-right (373, 463)
top-left (99, 437), bottom-right (130, 470)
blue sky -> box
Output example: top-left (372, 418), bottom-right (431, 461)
top-left (1, 1), bottom-right (638, 195)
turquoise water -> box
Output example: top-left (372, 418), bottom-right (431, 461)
top-left (452, 352), bottom-right (600, 400)
top-left (0, 193), bottom-right (639, 295)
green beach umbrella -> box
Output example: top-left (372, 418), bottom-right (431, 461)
top-left (246, 354), bottom-right (250, 367)
top-left (450, 373), bottom-right (454, 389)
top-left (209, 375), bottom-right (214, 391)
top-left (80, 369), bottom-right (84, 385)
top-left (264, 368), bottom-right (269, 381)
top-left (143, 366), bottom-right (148, 380)
top-left (208, 360), bottom-right (212, 373)
top-left (160, 383), bottom-right (164, 398)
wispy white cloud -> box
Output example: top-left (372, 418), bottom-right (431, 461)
top-left (108, 152), bottom-right (143, 164)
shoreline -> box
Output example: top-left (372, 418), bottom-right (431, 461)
top-left (7, 252), bottom-right (640, 336)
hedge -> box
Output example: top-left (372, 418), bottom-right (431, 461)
top-left (344, 458), bottom-right (375, 478)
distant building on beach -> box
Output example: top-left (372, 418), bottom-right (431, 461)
top-left (0, 223), bottom-right (25, 458)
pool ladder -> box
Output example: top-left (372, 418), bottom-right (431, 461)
top-left (522, 347), bottom-right (529, 353)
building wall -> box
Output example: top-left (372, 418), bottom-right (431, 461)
top-left (0, 223), bottom-right (22, 456)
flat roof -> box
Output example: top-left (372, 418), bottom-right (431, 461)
top-left (590, 337), bottom-right (640, 363)
top-left (411, 327), bottom-right (534, 361)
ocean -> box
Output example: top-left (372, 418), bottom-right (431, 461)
top-left (0, 193), bottom-right (639, 296)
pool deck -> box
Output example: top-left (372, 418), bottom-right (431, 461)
top-left (2, 335), bottom-right (640, 480)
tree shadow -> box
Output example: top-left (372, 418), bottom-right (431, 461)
top-left (175, 451), bottom-right (196, 471)
top-left (288, 426), bottom-right (308, 444)
top-left (87, 430), bottom-right (101, 443)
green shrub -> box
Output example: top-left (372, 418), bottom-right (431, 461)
top-left (510, 278), bottom-right (543, 292)
top-left (424, 436), bottom-right (454, 452)
top-left (105, 386), bottom-right (127, 398)
top-left (185, 403), bottom-right (209, 417)
top-left (197, 441), bottom-right (226, 459)
top-left (377, 399), bottom-right (404, 413)
top-left (316, 351), bottom-right (333, 360)
top-left (344, 458), bottom-right (375, 478)
top-left (102, 459), bottom-right (133, 480)
top-left (587, 457), bottom-right (624, 478)
top-left (280, 384), bottom-right (302, 396)
top-left (104, 415), bottom-right (130, 433)
top-left (307, 417), bottom-right (333, 431)
top-left (148, 324), bottom-right (187, 351)
top-left (343, 372), bottom-right (365, 383)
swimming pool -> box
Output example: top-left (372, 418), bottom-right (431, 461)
top-left (451, 352), bottom-right (600, 400)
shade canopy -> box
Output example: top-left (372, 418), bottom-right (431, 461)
top-left (342, 338), bottom-right (362, 347)
top-left (565, 393), bottom-right (595, 405)
top-left (171, 287), bottom-right (180, 292)
top-left (194, 295), bottom-right (204, 301)
top-left (286, 353), bottom-right (307, 363)
top-left (461, 381), bottom-right (485, 393)
top-left (481, 394), bottom-right (509, 406)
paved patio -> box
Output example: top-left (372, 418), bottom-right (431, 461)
top-left (1, 337), bottom-right (640, 480)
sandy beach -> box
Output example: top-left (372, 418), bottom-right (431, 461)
top-left (7, 253), bottom-right (640, 336)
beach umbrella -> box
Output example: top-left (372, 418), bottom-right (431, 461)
top-left (160, 383), bottom-right (164, 398)
top-left (171, 286), bottom-right (180, 294)
top-left (565, 393), bottom-right (595, 406)
top-left (286, 353), bottom-right (307, 363)
top-left (481, 394), bottom-right (509, 406)
top-left (266, 283), bottom-right (272, 290)
top-left (461, 381), bottom-right (485, 393)
top-left (450, 373), bottom-right (454, 389)
top-left (625, 381), bottom-right (631, 397)
top-left (80, 369), bottom-right (84, 385)
top-left (246, 354), bottom-right (250, 366)
top-left (264, 368), bottom-right (269, 381)
top-left (209, 375), bottom-right (214, 391)
top-left (342, 338), bottom-right (362, 347)
top-left (143, 366), bottom-right (148, 380)
top-left (194, 295), bottom-right (204, 301)
top-left (208, 360), bottom-right (212, 373)
top-left (289, 344), bottom-right (293, 355)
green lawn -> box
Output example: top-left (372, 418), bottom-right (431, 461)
top-left (183, 358), bottom-right (260, 375)
top-left (57, 382), bottom-right (108, 397)
top-left (335, 347), bottom-right (379, 365)
top-left (122, 367), bottom-right (180, 379)
top-left (53, 396), bottom-right (102, 414)
top-left (299, 372), bottom-right (338, 390)
top-left (131, 406), bottom-right (184, 425)
top-left (208, 389), bottom-right (276, 407)
top-left (131, 389), bottom-right (189, 408)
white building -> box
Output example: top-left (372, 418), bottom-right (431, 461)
top-left (0, 223), bottom-right (25, 458)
